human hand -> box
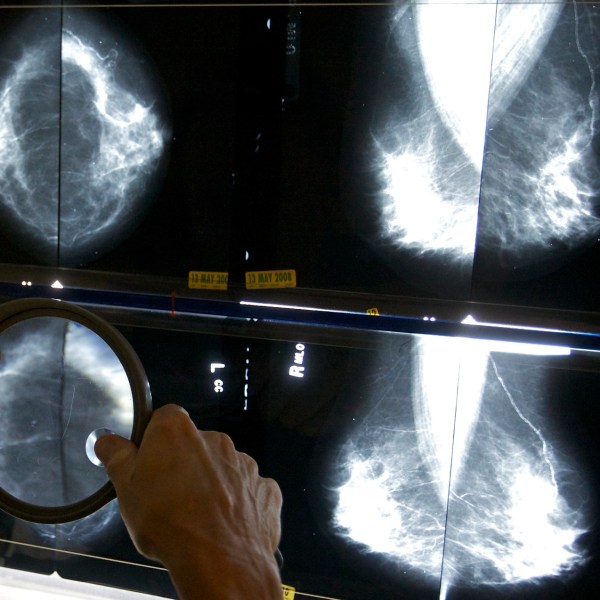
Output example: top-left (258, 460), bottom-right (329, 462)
top-left (95, 404), bottom-right (282, 600)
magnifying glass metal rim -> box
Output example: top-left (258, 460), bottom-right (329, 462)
top-left (0, 298), bottom-right (152, 524)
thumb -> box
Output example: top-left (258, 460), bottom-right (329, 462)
top-left (95, 434), bottom-right (137, 484)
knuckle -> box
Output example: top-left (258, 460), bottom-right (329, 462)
top-left (150, 405), bottom-right (195, 438)
top-left (202, 430), bottom-right (236, 455)
top-left (217, 432), bottom-right (236, 452)
top-left (155, 404), bottom-right (189, 423)
top-left (239, 452), bottom-right (259, 474)
top-left (263, 477), bottom-right (283, 507)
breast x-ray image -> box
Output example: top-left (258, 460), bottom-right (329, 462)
top-left (0, 1), bottom-right (598, 312)
top-left (3, 320), bottom-right (598, 600)
top-left (0, 3), bottom-right (238, 276)
top-left (325, 334), bottom-right (597, 599)
top-left (0, 7), bottom-right (170, 267)
top-left (344, 1), bottom-right (600, 307)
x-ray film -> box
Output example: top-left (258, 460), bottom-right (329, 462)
top-left (1, 319), bottom-right (599, 599)
top-left (0, 3), bottom-right (597, 311)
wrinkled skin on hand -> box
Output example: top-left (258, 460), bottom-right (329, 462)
top-left (95, 404), bottom-right (282, 600)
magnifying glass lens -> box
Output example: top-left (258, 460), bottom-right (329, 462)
top-left (1, 317), bottom-right (133, 507)
top-left (0, 299), bottom-right (151, 523)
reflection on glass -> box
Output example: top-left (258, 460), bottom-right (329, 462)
top-left (0, 317), bottom-right (133, 507)
top-left (332, 336), bottom-right (589, 596)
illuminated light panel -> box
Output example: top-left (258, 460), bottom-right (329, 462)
top-left (332, 335), bottom-right (588, 593)
top-left (0, 566), bottom-right (166, 600)
top-left (461, 315), bottom-right (576, 355)
top-left (460, 318), bottom-right (572, 356)
top-left (473, 339), bottom-right (571, 356)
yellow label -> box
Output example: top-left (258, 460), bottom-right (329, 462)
top-left (281, 584), bottom-right (295, 599)
top-left (188, 271), bottom-right (228, 290)
top-left (366, 307), bottom-right (380, 316)
top-left (245, 269), bottom-right (296, 289)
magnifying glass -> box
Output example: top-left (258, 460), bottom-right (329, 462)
top-left (0, 298), bottom-right (152, 523)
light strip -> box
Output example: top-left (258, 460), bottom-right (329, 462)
top-left (0, 566), bottom-right (168, 600)
top-left (0, 563), bottom-right (343, 600)
top-left (460, 316), bottom-right (571, 356)
top-left (462, 313), bottom-right (570, 335)
top-left (240, 300), bottom-right (354, 315)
